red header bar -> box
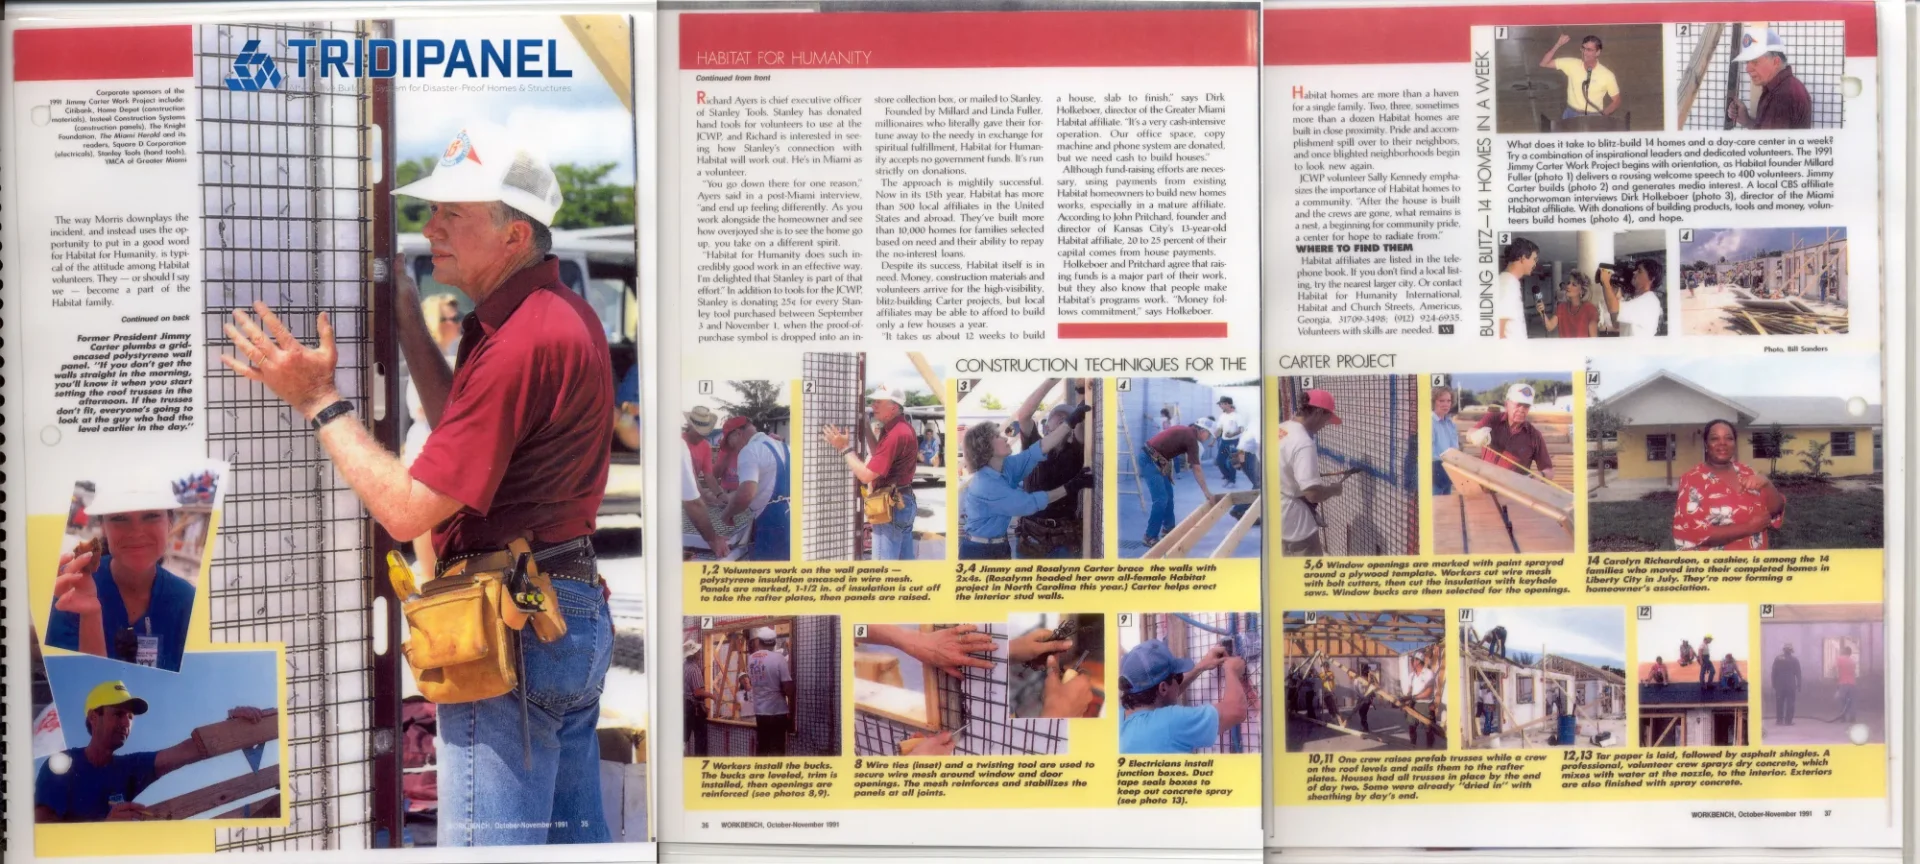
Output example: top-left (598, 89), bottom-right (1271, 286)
top-left (682, 10), bottom-right (1256, 70)
top-left (15, 26), bottom-right (193, 81)
top-left (1058, 322), bottom-right (1230, 339)
top-left (1267, 3), bottom-right (1875, 66)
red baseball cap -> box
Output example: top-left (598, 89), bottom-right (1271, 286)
top-left (1303, 389), bottom-right (1342, 424)
top-left (722, 416), bottom-right (754, 436)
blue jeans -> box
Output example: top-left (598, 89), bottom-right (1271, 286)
top-left (959, 537), bottom-right (1010, 560)
top-left (871, 489), bottom-right (917, 560)
top-left (438, 578), bottom-right (613, 846)
top-left (1432, 460), bottom-right (1453, 495)
top-left (1700, 660), bottom-right (1716, 686)
top-left (750, 500), bottom-right (791, 562)
top-left (1216, 438), bottom-right (1240, 484)
top-left (1137, 450), bottom-right (1175, 541)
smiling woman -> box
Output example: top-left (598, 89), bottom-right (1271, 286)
top-left (43, 469), bottom-right (221, 675)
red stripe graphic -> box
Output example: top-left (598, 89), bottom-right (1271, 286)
top-left (15, 26), bottom-right (193, 81)
top-left (1267, 3), bottom-right (1875, 66)
top-left (682, 10), bottom-right (1257, 70)
top-left (1058, 322), bottom-right (1230, 339)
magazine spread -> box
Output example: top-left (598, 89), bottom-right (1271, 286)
top-left (5, 13), bottom-right (654, 859)
top-left (656, 5), bottom-right (1266, 848)
top-left (0, 0), bottom-right (1910, 862)
top-left (1263, 0), bottom-right (1904, 848)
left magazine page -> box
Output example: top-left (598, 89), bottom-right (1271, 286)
top-left (2, 13), bottom-right (654, 861)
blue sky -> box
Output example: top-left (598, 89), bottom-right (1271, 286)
top-left (1452, 372), bottom-right (1574, 391)
top-left (1590, 353), bottom-right (1882, 402)
top-left (396, 18), bottom-right (635, 180)
top-left (1681, 227), bottom-right (1847, 264)
top-left (1468, 606), bottom-right (1625, 669)
top-left (42, 651), bottom-right (280, 818)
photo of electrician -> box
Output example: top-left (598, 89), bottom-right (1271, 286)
top-left (955, 377), bottom-right (1099, 560)
top-left (1495, 230), bottom-right (1666, 339)
top-left (42, 464), bottom-right (225, 674)
top-left (1120, 377), bottom-right (1262, 559)
top-left (36, 652), bottom-right (279, 822)
top-left (1117, 613), bottom-right (1261, 755)
top-left (682, 382), bottom-right (790, 562)
top-left (1495, 24), bottom-right (1664, 133)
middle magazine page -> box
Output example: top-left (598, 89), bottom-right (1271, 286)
top-left (656, 5), bottom-right (1264, 849)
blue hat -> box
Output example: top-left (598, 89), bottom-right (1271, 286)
top-left (1122, 639), bottom-right (1194, 694)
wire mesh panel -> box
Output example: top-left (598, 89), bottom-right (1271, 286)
top-left (850, 624), bottom-right (1067, 756)
top-left (198, 22), bottom-right (375, 851)
top-left (1181, 613), bottom-right (1262, 754)
top-left (1675, 21), bottom-right (1846, 130)
top-left (1277, 376), bottom-right (1419, 556)
top-left (792, 615), bottom-right (843, 755)
top-left (802, 352), bottom-right (862, 560)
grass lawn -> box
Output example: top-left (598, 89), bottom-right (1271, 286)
top-left (1589, 485), bottom-right (1883, 551)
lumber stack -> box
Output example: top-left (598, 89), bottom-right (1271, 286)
top-left (1453, 408), bottom-right (1575, 489)
top-left (1440, 449), bottom-right (1574, 533)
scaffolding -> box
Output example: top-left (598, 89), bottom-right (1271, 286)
top-left (802, 352), bottom-right (863, 560)
top-left (852, 623), bottom-right (1069, 757)
top-left (1675, 21), bottom-right (1847, 130)
top-left (198, 21), bottom-right (387, 850)
top-left (1277, 376), bottom-right (1419, 556)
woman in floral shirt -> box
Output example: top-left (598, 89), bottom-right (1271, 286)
top-left (1672, 419), bottom-right (1786, 550)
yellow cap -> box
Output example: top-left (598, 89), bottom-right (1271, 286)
top-left (85, 680), bottom-right (150, 715)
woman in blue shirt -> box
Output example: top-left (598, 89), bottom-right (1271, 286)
top-left (1431, 386), bottom-right (1459, 495)
top-left (46, 483), bottom-right (195, 673)
top-left (959, 409), bottom-right (1094, 560)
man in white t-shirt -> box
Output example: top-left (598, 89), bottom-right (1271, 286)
top-left (1495, 237), bottom-right (1538, 339)
top-left (1405, 651), bottom-right (1441, 748)
top-left (1278, 389), bottom-right (1343, 556)
top-left (745, 627), bottom-right (794, 756)
top-left (683, 440), bottom-right (731, 559)
top-left (1610, 258), bottom-right (1665, 337)
top-left (1214, 396), bottom-right (1246, 488)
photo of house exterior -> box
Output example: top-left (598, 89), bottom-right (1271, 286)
top-left (1596, 370), bottom-right (1881, 484)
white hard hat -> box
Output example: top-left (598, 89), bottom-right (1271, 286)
top-left (752, 627), bottom-right (777, 642)
top-left (683, 638), bottom-right (701, 658)
top-left (1504, 383), bottom-right (1536, 405)
top-left (87, 477), bottom-right (182, 516)
top-left (391, 122), bottom-right (564, 227)
top-left (1733, 28), bottom-right (1788, 63)
top-left (868, 385), bottom-right (903, 407)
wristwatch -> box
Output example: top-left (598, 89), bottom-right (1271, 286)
top-left (839, 446), bottom-right (855, 457)
top-left (310, 399), bottom-right (355, 430)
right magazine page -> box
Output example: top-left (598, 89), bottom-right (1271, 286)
top-left (1263, 0), bottom-right (1904, 848)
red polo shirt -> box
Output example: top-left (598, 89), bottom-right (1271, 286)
top-left (868, 415), bottom-right (919, 488)
top-left (411, 257), bottom-right (613, 557)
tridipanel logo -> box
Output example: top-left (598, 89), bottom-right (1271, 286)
top-left (224, 39), bottom-right (284, 92)
top-left (221, 38), bottom-right (574, 91)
